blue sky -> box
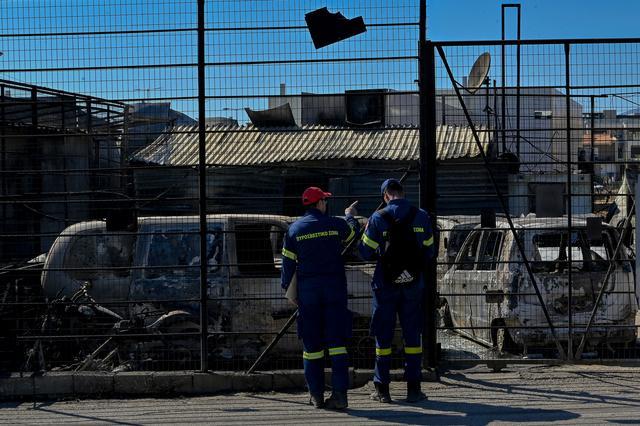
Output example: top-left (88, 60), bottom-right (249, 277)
top-left (428, 0), bottom-right (640, 40)
top-left (0, 1), bottom-right (638, 119)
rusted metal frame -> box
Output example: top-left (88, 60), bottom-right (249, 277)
top-left (575, 196), bottom-right (637, 359)
top-left (564, 43), bottom-right (574, 359)
top-left (435, 45), bottom-right (567, 359)
top-left (197, 0), bottom-right (208, 373)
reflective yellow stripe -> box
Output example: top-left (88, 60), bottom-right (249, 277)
top-left (405, 346), bottom-right (422, 355)
top-left (328, 346), bottom-right (347, 356)
top-left (423, 236), bottom-right (434, 247)
top-left (414, 227), bottom-right (424, 233)
top-left (362, 233), bottom-right (380, 250)
top-left (303, 350), bottom-right (324, 360)
top-left (376, 347), bottom-right (392, 356)
top-left (343, 227), bottom-right (356, 244)
top-left (282, 248), bottom-right (297, 261)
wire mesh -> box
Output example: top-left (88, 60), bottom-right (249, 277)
top-left (434, 40), bottom-right (640, 365)
top-left (2, 1), bottom-right (640, 379)
top-left (0, 1), bottom-right (423, 374)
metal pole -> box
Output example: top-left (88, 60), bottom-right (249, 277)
top-left (247, 310), bottom-right (298, 375)
top-left (564, 42), bottom-right (573, 360)
top-left (122, 105), bottom-right (131, 197)
top-left (516, 4), bottom-right (521, 159)
top-left (501, 6), bottom-right (507, 155)
top-left (494, 80), bottom-right (499, 144)
top-left (419, 0), bottom-right (438, 369)
top-left (590, 95), bottom-right (595, 213)
top-left (197, 0), bottom-right (209, 372)
top-left (1, 85), bottom-right (5, 233)
top-left (485, 78), bottom-right (491, 131)
top-left (502, 4), bottom-right (521, 157)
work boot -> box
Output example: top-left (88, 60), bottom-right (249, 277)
top-left (324, 391), bottom-right (348, 410)
top-left (406, 381), bottom-right (427, 403)
top-left (309, 393), bottom-right (325, 409)
top-left (370, 382), bottom-right (392, 403)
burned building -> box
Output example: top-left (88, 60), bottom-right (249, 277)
top-left (130, 122), bottom-right (506, 217)
top-left (0, 80), bottom-right (128, 262)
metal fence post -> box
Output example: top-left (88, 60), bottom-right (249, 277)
top-left (197, 0), bottom-right (209, 373)
top-left (564, 42), bottom-right (574, 360)
top-left (419, 32), bottom-right (438, 368)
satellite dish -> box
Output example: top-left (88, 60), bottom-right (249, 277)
top-left (464, 52), bottom-right (491, 94)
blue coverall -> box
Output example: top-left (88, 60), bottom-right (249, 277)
top-left (281, 208), bottom-right (360, 395)
top-left (359, 198), bottom-right (435, 385)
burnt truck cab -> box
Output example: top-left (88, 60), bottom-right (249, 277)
top-left (441, 216), bottom-right (638, 353)
top-left (41, 215), bottom-right (374, 359)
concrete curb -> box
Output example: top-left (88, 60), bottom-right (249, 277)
top-left (0, 369), bottom-right (438, 400)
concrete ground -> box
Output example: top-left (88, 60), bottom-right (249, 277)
top-left (1, 365), bottom-right (640, 425)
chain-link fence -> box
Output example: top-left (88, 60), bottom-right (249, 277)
top-left (1, 1), bottom-right (639, 377)
top-left (433, 39), bottom-right (640, 366)
top-left (0, 0), bottom-right (425, 374)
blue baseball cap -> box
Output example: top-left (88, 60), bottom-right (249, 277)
top-left (380, 178), bottom-right (402, 195)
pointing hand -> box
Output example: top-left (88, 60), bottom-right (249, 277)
top-left (345, 201), bottom-right (359, 217)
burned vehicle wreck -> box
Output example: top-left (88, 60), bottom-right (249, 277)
top-left (39, 214), bottom-right (374, 369)
top-left (440, 216), bottom-right (638, 354)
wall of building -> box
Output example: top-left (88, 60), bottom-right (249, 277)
top-left (0, 128), bottom-right (97, 262)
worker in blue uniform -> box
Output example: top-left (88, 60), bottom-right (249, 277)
top-left (359, 178), bottom-right (436, 403)
top-left (281, 186), bottom-right (360, 409)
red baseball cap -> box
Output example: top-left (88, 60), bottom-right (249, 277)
top-left (302, 186), bottom-right (332, 206)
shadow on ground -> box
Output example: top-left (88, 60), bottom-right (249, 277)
top-left (347, 399), bottom-right (579, 425)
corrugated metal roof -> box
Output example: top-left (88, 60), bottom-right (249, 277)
top-left (131, 124), bottom-right (491, 166)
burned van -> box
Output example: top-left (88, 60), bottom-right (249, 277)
top-left (440, 216), bottom-right (638, 353)
top-left (40, 215), bottom-right (374, 361)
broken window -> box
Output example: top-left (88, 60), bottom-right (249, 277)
top-left (144, 227), bottom-right (224, 278)
top-left (531, 230), bottom-right (613, 273)
top-left (457, 231), bottom-right (481, 271)
top-left (235, 224), bottom-right (278, 276)
top-left (477, 231), bottom-right (503, 271)
top-left (447, 225), bottom-right (475, 262)
top-left (64, 232), bottom-right (136, 280)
